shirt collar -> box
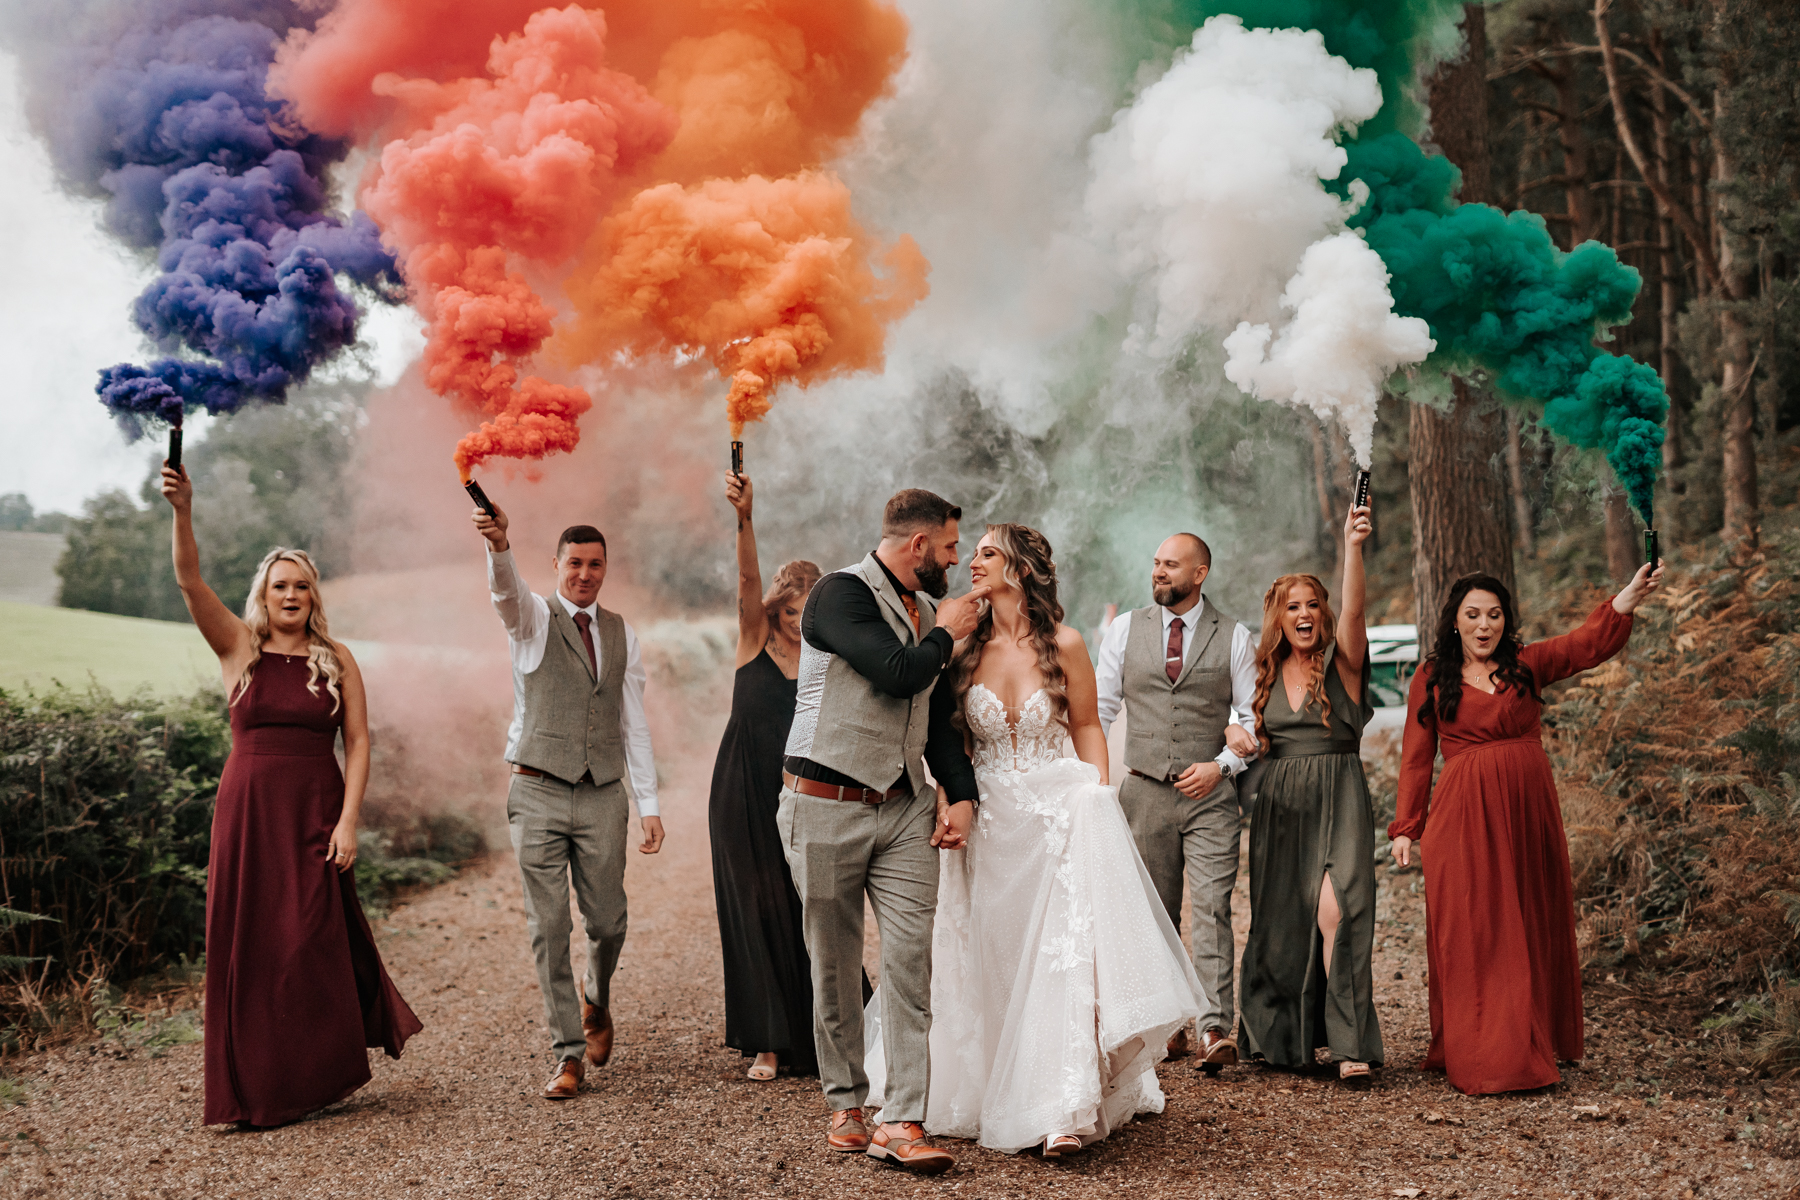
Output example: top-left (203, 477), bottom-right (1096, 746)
top-left (1161, 594), bottom-right (1205, 629)
top-left (871, 549), bottom-right (913, 599)
top-left (555, 591), bottom-right (600, 623)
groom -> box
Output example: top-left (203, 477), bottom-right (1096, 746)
top-left (1096, 532), bottom-right (1259, 1074)
top-left (777, 489), bottom-right (987, 1174)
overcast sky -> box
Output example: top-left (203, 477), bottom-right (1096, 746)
top-left (0, 51), bottom-right (421, 517)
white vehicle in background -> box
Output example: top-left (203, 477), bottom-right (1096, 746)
top-left (1365, 624), bottom-right (1418, 734)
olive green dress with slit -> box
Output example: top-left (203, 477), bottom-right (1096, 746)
top-left (1240, 642), bottom-right (1384, 1069)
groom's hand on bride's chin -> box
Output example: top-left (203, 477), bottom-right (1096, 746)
top-left (935, 586), bottom-right (991, 640)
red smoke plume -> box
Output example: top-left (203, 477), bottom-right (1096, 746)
top-left (272, 1), bottom-right (920, 471)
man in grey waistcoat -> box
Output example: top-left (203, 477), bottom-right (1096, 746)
top-left (777, 489), bottom-right (987, 1174)
top-left (1095, 532), bottom-right (1258, 1073)
top-left (474, 502), bottom-right (664, 1101)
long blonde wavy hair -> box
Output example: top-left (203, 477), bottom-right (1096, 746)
top-left (236, 548), bottom-right (343, 713)
top-left (1250, 573), bottom-right (1335, 755)
top-left (949, 523), bottom-right (1068, 731)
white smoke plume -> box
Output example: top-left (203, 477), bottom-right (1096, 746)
top-left (1085, 15), bottom-right (1431, 465)
top-left (1224, 231), bottom-right (1434, 467)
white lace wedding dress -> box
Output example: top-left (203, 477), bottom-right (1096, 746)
top-left (864, 684), bottom-right (1205, 1153)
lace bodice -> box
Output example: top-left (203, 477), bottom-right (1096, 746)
top-left (967, 685), bottom-right (1067, 774)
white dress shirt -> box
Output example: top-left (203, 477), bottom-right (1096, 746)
top-left (488, 549), bottom-right (658, 818)
top-left (1094, 596), bottom-right (1259, 777)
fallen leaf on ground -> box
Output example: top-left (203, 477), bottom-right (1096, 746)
top-left (1572, 1105), bottom-right (1604, 1120)
top-left (1393, 1189), bottom-right (1423, 1198)
top-left (1423, 1111), bottom-right (1445, 1124)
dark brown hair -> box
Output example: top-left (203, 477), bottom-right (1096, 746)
top-left (949, 524), bottom-right (1068, 730)
top-left (1420, 572), bottom-right (1538, 725)
top-left (556, 525), bottom-right (607, 558)
top-left (882, 489), bottom-right (960, 538)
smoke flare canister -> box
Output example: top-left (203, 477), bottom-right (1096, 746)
top-left (1645, 528), bottom-right (1659, 568)
top-left (1353, 469), bottom-right (1370, 511)
top-left (464, 477), bottom-right (497, 519)
top-left (731, 440), bottom-right (744, 477)
top-left (167, 422), bottom-right (183, 472)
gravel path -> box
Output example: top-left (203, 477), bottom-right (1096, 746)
top-left (4, 762), bottom-right (1797, 1199)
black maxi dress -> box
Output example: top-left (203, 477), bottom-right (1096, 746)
top-left (1239, 643), bottom-right (1385, 1070)
top-left (708, 648), bottom-right (817, 1073)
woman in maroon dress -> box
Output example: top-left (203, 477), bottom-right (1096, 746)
top-left (161, 464), bottom-right (421, 1127)
top-left (1390, 563), bottom-right (1661, 1095)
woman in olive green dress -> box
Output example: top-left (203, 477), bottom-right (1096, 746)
top-left (1239, 498), bottom-right (1382, 1081)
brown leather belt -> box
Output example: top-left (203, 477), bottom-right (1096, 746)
top-left (782, 772), bottom-right (907, 805)
top-left (1128, 767), bottom-right (1182, 784)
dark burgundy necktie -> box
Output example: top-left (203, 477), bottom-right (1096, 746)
top-left (573, 611), bottom-right (598, 676)
top-left (1166, 616), bottom-right (1184, 683)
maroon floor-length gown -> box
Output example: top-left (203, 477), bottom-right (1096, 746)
top-left (1391, 601), bottom-right (1633, 1095)
top-left (205, 653), bottom-right (422, 1126)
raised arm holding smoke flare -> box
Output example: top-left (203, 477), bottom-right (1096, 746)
top-left (1238, 495), bottom-right (1386, 1081)
top-left (157, 462), bottom-right (421, 1127)
top-left (1388, 553), bottom-right (1663, 1096)
top-left (471, 497), bottom-right (661, 1101)
top-left (710, 469), bottom-right (825, 1082)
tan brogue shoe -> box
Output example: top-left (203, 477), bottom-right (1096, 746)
top-left (1166, 1027), bottom-right (1192, 1059)
top-left (867, 1122), bottom-right (954, 1175)
top-left (579, 984), bottom-right (613, 1067)
top-left (827, 1107), bottom-right (871, 1153)
top-left (542, 1056), bottom-right (585, 1100)
top-left (1199, 1027), bottom-right (1239, 1068)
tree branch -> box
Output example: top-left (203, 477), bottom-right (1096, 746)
top-left (1593, 0), bottom-right (1723, 291)
top-left (1496, 42), bottom-right (1712, 133)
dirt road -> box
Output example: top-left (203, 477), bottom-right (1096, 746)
top-left (3, 763), bottom-right (1796, 1199)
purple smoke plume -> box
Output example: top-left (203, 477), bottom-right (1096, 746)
top-left (22, 3), bottom-right (398, 436)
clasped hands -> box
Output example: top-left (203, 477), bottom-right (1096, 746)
top-left (931, 790), bottom-right (975, 850)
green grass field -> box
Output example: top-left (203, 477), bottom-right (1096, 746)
top-left (0, 601), bottom-right (221, 697)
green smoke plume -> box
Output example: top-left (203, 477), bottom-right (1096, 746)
top-left (1335, 134), bottom-right (1666, 520)
top-left (1107, 1), bottom-right (1668, 523)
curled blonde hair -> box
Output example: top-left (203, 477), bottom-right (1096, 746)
top-left (764, 560), bottom-right (821, 628)
top-left (1251, 573), bottom-right (1335, 755)
top-left (236, 548), bottom-right (343, 713)
top-left (949, 523), bottom-right (1068, 730)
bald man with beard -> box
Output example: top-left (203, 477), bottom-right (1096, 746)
top-left (1095, 532), bottom-right (1259, 1073)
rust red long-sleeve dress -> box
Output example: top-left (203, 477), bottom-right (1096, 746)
top-left (1390, 601), bottom-right (1633, 1095)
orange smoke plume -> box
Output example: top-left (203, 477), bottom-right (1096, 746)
top-left (567, 174), bottom-right (928, 435)
top-left (273, 0), bottom-right (919, 470)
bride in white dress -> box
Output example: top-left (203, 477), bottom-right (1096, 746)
top-left (866, 523), bottom-right (1206, 1156)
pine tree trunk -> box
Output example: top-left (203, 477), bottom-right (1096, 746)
top-left (1410, 379), bottom-right (1517, 630)
top-left (1412, 5), bottom-right (1516, 628)
top-left (1713, 77), bottom-right (1759, 549)
top-left (1505, 410), bottom-right (1535, 556)
top-left (1649, 30), bottom-right (1685, 497)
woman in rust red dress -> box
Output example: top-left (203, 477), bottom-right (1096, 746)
top-left (162, 463), bottom-right (421, 1127)
top-left (1390, 562), bottom-right (1662, 1095)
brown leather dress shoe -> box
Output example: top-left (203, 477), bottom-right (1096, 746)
top-left (1199, 1027), bottom-right (1239, 1067)
top-left (827, 1107), bottom-right (870, 1153)
top-left (1166, 1027), bottom-right (1192, 1059)
top-left (581, 1000), bottom-right (613, 1067)
top-left (543, 1056), bottom-right (585, 1100)
top-left (867, 1122), bottom-right (954, 1175)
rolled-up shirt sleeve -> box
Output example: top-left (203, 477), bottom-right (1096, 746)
top-left (619, 622), bottom-right (658, 818)
top-left (1216, 622), bottom-right (1258, 776)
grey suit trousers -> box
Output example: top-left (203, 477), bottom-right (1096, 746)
top-left (776, 786), bottom-right (937, 1120)
top-left (507, 772), bottom-right (630, 1061)
top-left (1118, 771), bottom-right (1240, 1033)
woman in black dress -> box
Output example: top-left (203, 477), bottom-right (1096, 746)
top-left (710, 469), bottom-right (820, 1080)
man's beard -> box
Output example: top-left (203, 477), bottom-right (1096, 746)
top-left (1152, 581), bottom-right (1193, 608)
top-left (915, 551), bottom-right (951, 599)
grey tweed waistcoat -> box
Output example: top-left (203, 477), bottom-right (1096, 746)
top-left (511, 602), bottom-right (627, 786)
top-left (1121, 596), bottom-right (1236, 780)
top-left (784, 553), bottom-right (938, 794)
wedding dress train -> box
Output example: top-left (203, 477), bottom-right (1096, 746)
top-left (865, 685), bottom-right (1205, 1152)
